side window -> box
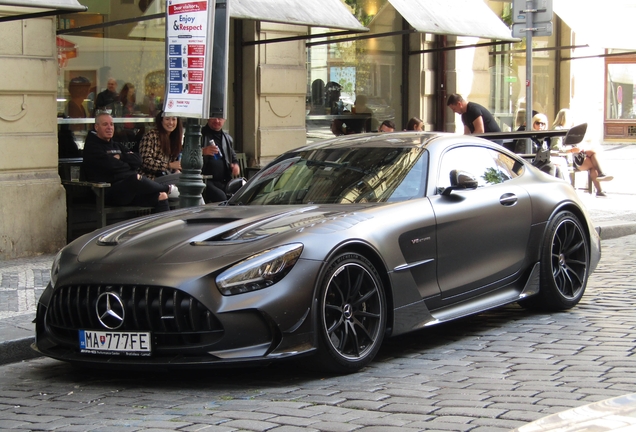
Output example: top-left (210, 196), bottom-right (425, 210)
top-left (437, 146), bottom-right (517, 190)
top-left (495, 151), bottom-right (524, 180)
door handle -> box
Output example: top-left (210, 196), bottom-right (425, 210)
top-left (499, 193), bottom-right (517, 206)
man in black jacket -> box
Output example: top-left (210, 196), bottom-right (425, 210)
top-left (93, 78), bottom-right (119, 115)
top-left (83, 113), bottom-right (170, 212)
top-left (200, 117), bottom-right (240, 203)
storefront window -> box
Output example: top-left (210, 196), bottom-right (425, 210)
top-left (606, 60), bottom-right (636, 120)
top-left (306, 0), bottom-right (402, 139)
top-left (491, 35), bottom-right (556, 132)
top-left (57, 0), bottom-right (166, 154)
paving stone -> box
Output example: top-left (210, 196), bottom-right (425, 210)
top-left (219, 419), bottom-right (280, 431)
top-left (266, 415), bottom-right (320, 427)
top-left (379, 403), bottom-right (439, 415)
top-left (267, 426), bottom-right (320, 432)
top-left (209, 410), bottom-right (276, 421)
top-left (408, 418), bottom-right (475, 431)
top-left (355, 427), bottom-right (422, 432)
top-left (469, 416), bottom-right (527, 430)
top-left (338, 400), bottom-right (390, 411)
top-left (254, 405), bottom-right (319, 419)
top-left (0, 420), bottom-right (30, 429)
top-left (499, 409), bottom-right (549, 423)
top-left (347, 415), bottom-right (409, 427)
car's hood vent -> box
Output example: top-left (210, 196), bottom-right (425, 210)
top-left (95, 206), bottom-right (320, 247)
top-left (190, 206), bottom-right (319, 244)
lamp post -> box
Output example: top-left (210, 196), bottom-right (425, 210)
top-left (166, 0), bottom-right (230, 209)
top-left (177, 118), bottom-right (205, 208)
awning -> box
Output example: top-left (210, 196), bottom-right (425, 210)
top-left (129, 0), bottom-right (367, 40)
top-left (388, 0), bottom-right (516, 41)
top-left (230, 0), bottom-right (366, 32)
top-left (0, 0), bottom-right (87, 22)
top-left (554, 0), bottom-right (636, 50)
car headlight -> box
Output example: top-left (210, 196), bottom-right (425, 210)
top-left (216, 243), bottom-right (303, 296)
top-left (50, 250), bottom-right (62, 289)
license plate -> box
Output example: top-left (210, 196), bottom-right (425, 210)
top-left (79, 330), bottom-right (152, 356)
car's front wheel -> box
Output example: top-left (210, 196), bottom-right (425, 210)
top-left (315, 252), bottom-right (386, 373)
top-left (524, 211), bottom-right (589, 310)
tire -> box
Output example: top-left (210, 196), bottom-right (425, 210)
top-left (525, 211), bottom-right (590, 310)
top-left (314, 252), bottom-right (386, 373)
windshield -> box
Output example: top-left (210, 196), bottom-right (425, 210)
top-left (229, 146), bottom-right (428, 205)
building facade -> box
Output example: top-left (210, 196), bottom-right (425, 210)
top-left (0, 0), bottom-right (630, 259)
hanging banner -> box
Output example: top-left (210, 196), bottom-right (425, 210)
top-left (163, 0), bottom-right (214, 118)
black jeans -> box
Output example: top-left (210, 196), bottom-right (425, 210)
top-left (204, 179), bottom-right (228, 203)
top-left (105, 175), bottom-right (170, 213)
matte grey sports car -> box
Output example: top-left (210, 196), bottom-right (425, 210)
top-left (34, 130), bottom-right (601, 373)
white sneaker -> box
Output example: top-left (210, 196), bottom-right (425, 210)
top-left (597, 174), bottom-right (613, 182)
top-left (168, 185), bottom-right (180, 198)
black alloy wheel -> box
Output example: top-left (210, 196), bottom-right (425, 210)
top-left (316, 252), bottom-right (386, 373)
top-left (526, 211), bottom-right (589, 310)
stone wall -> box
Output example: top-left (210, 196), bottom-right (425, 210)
top-left (242, 21), bottom-right (308, 168)
top-left (0, 13), bottom-right (66, 259)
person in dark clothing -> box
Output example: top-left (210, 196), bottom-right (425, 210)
top-left (83, 113), bottom-right (170, 213)
top-left (93, 78), bottom-right (119, 115)
top-left (57, 118), bottom-right (81, 158)
top-left (447, 93), bottom-right (501, 135)
top-left (200, 117), bottom-right (240, 203)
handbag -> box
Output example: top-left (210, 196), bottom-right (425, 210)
top-left (573, 152), bottom-right (585, 167)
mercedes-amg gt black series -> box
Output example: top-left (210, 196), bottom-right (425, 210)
top-left (34, 129), bottom-right (601, 373)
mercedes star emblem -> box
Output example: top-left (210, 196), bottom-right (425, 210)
top-left (95, 292), bottom-right (125, 330)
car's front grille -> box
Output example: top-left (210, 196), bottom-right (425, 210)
top-left (45, 285), bottom-right (223, 352)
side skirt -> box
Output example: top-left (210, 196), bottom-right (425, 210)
top-left (391, 263), bottom-right (541, 337)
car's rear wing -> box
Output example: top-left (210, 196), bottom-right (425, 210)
top-left (475, 123), bottom-right (588, 156)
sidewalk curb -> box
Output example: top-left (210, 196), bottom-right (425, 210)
top-left (0, 338), bottom-right (40, 366)
top-left (597, 221), bottom-right (636, 240)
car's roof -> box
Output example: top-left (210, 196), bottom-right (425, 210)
top-left (295, 131), bottom-right (494, 152)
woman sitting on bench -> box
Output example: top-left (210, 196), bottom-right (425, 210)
top-left (83, 112), bottom-right (171, 212)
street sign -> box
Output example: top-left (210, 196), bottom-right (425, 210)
top-left (164, 0), bottom-right (215, 118)
top-left (512, 21), bottom-right (553, 38)
top-left (513, 0), bottom-right (553, 24)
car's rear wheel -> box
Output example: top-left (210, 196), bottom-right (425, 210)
top-left (315, 253), bottom-right (386, 373)
top-left (524, 211), bottom-right (589, 310)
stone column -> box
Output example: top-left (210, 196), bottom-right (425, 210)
top-left (0, 13), bottom-right (66, 259)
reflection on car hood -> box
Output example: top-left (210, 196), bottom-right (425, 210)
top-left (511, 393), bottom-right (636, 431)
top-left (75, 204), bottom-right (373, 264)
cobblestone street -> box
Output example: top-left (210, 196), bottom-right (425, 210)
top-left (0, 234), bottom-right (634, 431)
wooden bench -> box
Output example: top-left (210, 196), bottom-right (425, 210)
top-left (59, 159), bottom-right (156, 242)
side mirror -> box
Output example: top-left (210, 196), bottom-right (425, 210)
top-left (564, 123), bottom-right (587, 145)
top-left (225, 177), bottom-right (246, 196)
top-left (442, 170), bottom-right (478, 196)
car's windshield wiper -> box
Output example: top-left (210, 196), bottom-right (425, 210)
top-left (306, 159), bottom-right (369, 174)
